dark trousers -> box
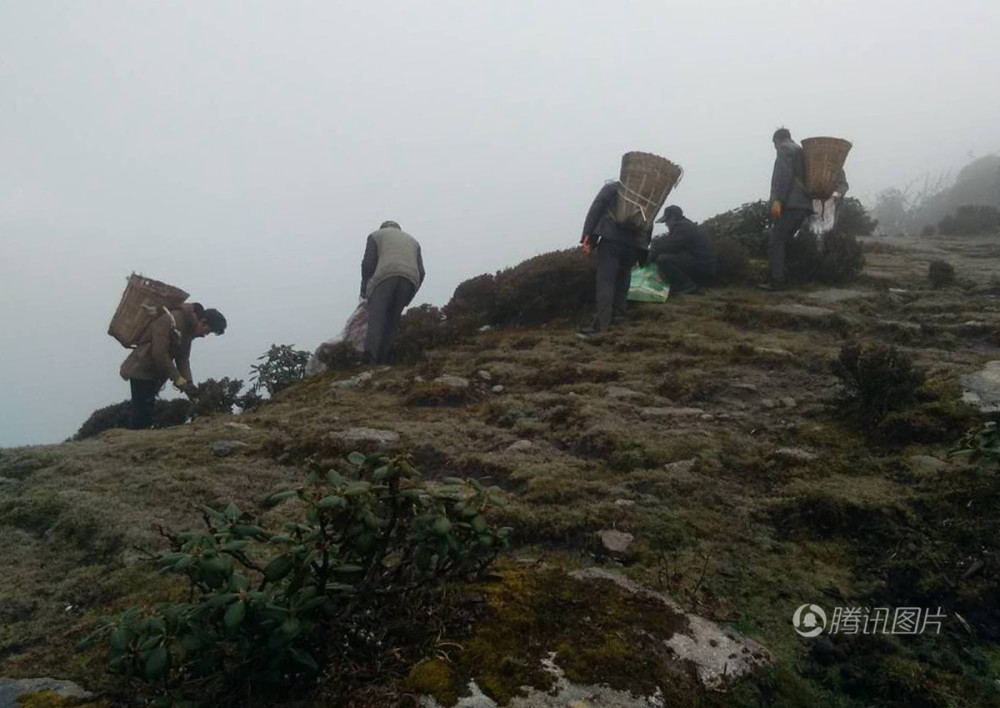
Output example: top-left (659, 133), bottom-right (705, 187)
top-left (654, 253), bottom-right (715, 292)
top-left (365, 276), bottom-right (417, 364)
top-left (768, 209), bottom-right (811, 286)
top-left (129, 379), bottom-right (159, 430)
top-left (593, 239), bottom-right (643, 329)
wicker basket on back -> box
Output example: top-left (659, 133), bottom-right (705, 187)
top-left (801, 137), bottom-right (852, 200)
top-left (108, 273), bottom-right (189, 348)
top-left (612, 152), bottom-right (683, 230)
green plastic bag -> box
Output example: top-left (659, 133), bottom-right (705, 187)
top-left (627, 264), bottom-right (670, 302)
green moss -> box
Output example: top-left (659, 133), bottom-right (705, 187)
top-left (402, 659), bottom-right (459, 706)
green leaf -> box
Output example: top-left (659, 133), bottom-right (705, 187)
top-left (344, 482), bottom-right (371, 496)
top-left (433, 517), bottom-right (452, 536)
top-left (223, 502), bottom-right (242, 520)
top-left (138, 635), bottom-right (162, 652)
top-left (145, 645), bottom-right (169, 680)
top-left (199, 504), bottom-right (226, 521)
top-left (471, 515), bottom-right (488, 533)
top-left (108, 626), bottom-right (129, 651)
top-left (317, 495), bottom-right (346, 509)
top-left (442, 476), bottom-right (466, 485)
top-left (289, 647), bottom-right (319, 672)
top-left (264, 555), bottom-right (294, 582)
top-left (326, 470), bottom-right (345, 486)
top-left (347, 452), bottom-right (366, 466)
top-left (224, 601), bottom-right (247, 629)
top-left (333, 564), bottom-right (364, 574)
top-left (223, 540), bottom-right (249, 552)
top-left (263, 489), bottom-right (299, 508)
top-left (280, 617), bottom-right (302, 639)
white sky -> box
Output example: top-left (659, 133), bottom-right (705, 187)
top-left (2, 0), bottom-right (998, 446)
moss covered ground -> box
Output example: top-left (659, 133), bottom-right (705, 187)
top-left (2, 232), bottom-right (1000, 706)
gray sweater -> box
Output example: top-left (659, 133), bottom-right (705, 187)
top-left (361, 226), bottom-right (425, 297)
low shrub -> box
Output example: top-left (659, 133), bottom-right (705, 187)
top-left (444, 248), bottom-right (595, 330)
top-left (73, 377), bottom-right (250, 440)
top-left (250, 344), bottom-right (311, 396)
top-left (394, 305), bottom-right (457, 365)
top-left (938, 205), bottom-right (1000, 235)
top-left (712, 237), bottom-right (754, 285)
top-left (831, 342), bottom-right (925, 433)
top-left (928, 260), bottom-right (956, 289)
top-left (80, 452), bottom-right (511, 706)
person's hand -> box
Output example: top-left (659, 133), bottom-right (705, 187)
top-left (770, 200), bottom-right (782, 220)
top-left (581, 235), bottom-right (594, 254)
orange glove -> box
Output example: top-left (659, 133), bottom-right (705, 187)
top-left (770, 200), bottom-right (782, 221)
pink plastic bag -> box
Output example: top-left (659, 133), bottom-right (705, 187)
top-left (341, 300), bottom-right (369, 352)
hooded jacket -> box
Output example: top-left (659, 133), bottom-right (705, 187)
top-left (119, 304), bottom-right (200, 386)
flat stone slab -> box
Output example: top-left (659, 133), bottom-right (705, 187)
top-left (909, 455), bottom-right (949, 474)
top-left (607, 386), bottom-right (645, 399)
top-left (640, 407), bottom-right (704, 418)
top-left (331, 370), bottom-right (374, 389)
top-left (961, 361), bottom-right (1000, 412)
top-left (805, 288), bottom-right (873, 304)
top-left (769, 304), bottom-right (836, 319)
top-left (0, 678), bottom-right (92, 708)
top-left (772, 447), bottom-right (818, 463)
top-left (326, 427), bottom-right (400, 450)
top-left (435, 374), bottom-right (471, 389)
top-left (209, 440), bottom-right (248, 457)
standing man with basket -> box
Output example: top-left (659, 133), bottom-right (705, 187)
top-left (579, 181), bottom-right (652, 335)
top-left (119, 303), bottom-right (227, 429)
top-left (360, 220), bottom-right (425, 364)
top-left (763, 128), bottom-right (813, 290)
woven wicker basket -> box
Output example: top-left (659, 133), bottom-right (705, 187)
top-left (801, 137), bottom-right (852, 200)
top-left (108, 273), bottom-right (189, 348)
top-left (612, 152), bottom-right (683, 230)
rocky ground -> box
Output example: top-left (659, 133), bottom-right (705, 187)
top-left (2, 232), bottom-right (1000, 707)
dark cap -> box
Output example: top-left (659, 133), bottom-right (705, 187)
top-left (656, 205), bottom-right (684, 223)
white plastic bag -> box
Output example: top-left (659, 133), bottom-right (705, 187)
top-left (304, 299), bottom-right (370, 377)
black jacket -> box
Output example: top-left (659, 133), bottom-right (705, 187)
top-left (581, 182), bottom-right (652, 251)
top-left (649, 218), bottom-right (716, 270)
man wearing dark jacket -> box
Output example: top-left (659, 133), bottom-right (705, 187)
top-left (764, 128), bottom-right (813, 290)
top-left (119, 302), bottom-right (227, 429)
top-left (579, 181), bottom-right (651, 334)
top-left (650, 205), bottom-right (716, 295)
top-left (361, 220), bottom-right (425, 364)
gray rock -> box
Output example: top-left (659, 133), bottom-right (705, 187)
top-left (664, 458), bottom-right (697, 475)
top-left (773, 447), bottom-right (818, 463)
top-left (805, 288), bottom-right (872, 304)
top-left (224, 422), bottom-right (253, 431)
top-left (769, 304), bottom-right (836, 319)
top-left (477, 370), bottom-right (493, 382)
top-left (327, 427), bottom-right (400, 450)
top-left (761, 398), bottom-right (779, 409)
top-left (781, 397), bottom-right (797, 409)
top-left (614, 499), bottom-right (636, 509)
top-left (597, 529), bottom-right (634, 555)
top-left (640, 406), bottom-right (704, 418)
top-left (961, 361), bottom-right (1000, 412)
top-left (908, 454), bottom-right (949, 474)
top-left (570, 568), bottom-right (772, 689)
top-left (754, 346), bottom-right (795, 359)
top-left (505, 440), bottom-right (536, 454)
top-left (209, 440), bottom-right (248, 457)
top-left (700, 414), bottom-right (715, 422)
top-left (331, 370), bottom-right (374, 389)
top-left (0, 678), bottom-right (92, 707)
top-left (491, 385), bottom-right (505, 394)
top-left (607, 386), bottom-right (644, 399)
top-left (435, 374), bottom-right (471, 389)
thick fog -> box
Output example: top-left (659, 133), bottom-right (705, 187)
top-left (2, 0), bottom-right (997, 446)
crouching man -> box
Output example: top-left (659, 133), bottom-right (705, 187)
top-left (650, 205), bottom-right (716, 295)
top-left (119, 302), bottom-right (227, 429)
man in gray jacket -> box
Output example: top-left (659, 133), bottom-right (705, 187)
top-left (764, 128), bottom-right (813, 290)
top-left (579, 181), bottom-right (652, 334)
top-left (360, 220), bottom-right (425, 364)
